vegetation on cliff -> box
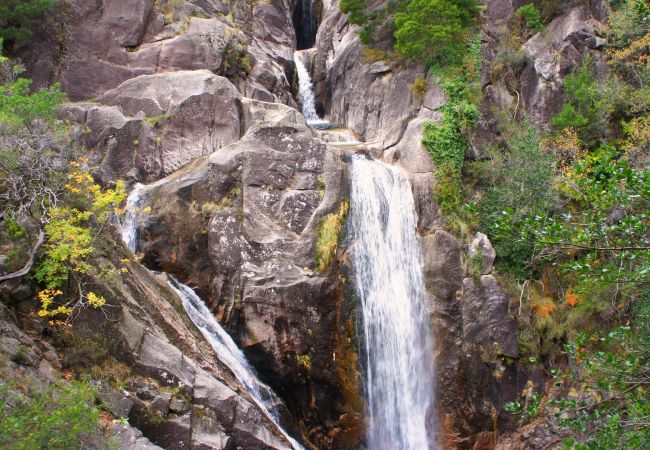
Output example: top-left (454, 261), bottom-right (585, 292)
top-left (478, 1), bottom-right (649, 447)
top-left (0, 0), bottom-right (56, 47)
top-left (0, 45), bottom-right (126, 321)
top-left (342, 0), bottom-right (649, 447)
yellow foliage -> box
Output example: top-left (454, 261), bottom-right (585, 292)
top-left (409, 78), bottom-right (428, 98)
top-left (86, 292), bottom-right (105, 308)
top-left (316, 200), bottom-right (349, 271)
top-left (34, 161), bottom-right (127, 321)
top-left (609, 33), bottom-right (650, 69)
top-left (545, 128), bottom-right (583, 169)
top-left (622, 115), bottom-right (650, 159)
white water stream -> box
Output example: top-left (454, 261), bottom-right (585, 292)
top-left (120, 186), bottom-right (303, 450)
top-left (294, 50), bottom-right (329, 128)
top-left (165, 277), bottom-right (304, 450)
top-left (349, 154), bottom-right (436, 449)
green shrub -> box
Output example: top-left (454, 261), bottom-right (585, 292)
top-left (550, 56), bottom-right (606, 148)
top-left (340, 0), bottom-right (368, 25)
top-left (422, 37), bottom-right (480, 225)
top-left (0, 0), bottom-right (56, 47)
top-left (316, 200), bottom-right (349, 271)
top-left (515, 4), bottom-right (544, 32)
top-left (0, 78), bottom-right (65, 129)
top-left (477, 122), bottom-right (555, 280)
top-left (608, 0), bottom-right (650, 49)
top-left (0, 380), bottom-right (100, 449)
top-left (394, 0), bottom-right (480, 64)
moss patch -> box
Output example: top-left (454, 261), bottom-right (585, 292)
top-left (315, 200), bottom-right (349, 272)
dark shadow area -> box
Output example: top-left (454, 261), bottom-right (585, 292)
top-left (293, 0), bottom-right (318, 49)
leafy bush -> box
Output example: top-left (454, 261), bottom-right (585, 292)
top-left (552, 299), bottom-right (650, 449)
top-left (518, 148), bottom-right (649, 292)
top-left (33, 164), bottom-right (126, 320)
top-left (550, 56), bottom-right (606, 149)
top-left (340, 0), bottom-right (368, 25)
top-left (516, 4), bottom-right (544, 32)
top-left (608, 0), bottom-right (650, 49)
top-left (0, 0), bottom-right (56, 47)
top-left (394, 0), bottom-right (479, 64)
top-left (0, 78), bottom-right (65, 129)
top-left (478, 123), bottom-right (556, 280)
top-left (0, 53), bottom-right (126, 321)
top-left (422, 36), bottom-right (480, 227)
top-left (0, 380), bottom-right (100, 449)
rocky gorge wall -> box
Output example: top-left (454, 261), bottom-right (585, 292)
top-left (5, 0), bottom-right (610, 448)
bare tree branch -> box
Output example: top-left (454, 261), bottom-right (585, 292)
top-left (0, 228), bottom-right (44, 282)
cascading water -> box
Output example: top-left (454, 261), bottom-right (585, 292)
top-left (121, 183), bottom-right (149, 253)
top-left (120, 185), bottom-right (303, 450)
top-left (348, 154), bottom-right (436, 449)
top-left (294, 50), bottom-right (326, 127)
top-left (294, 0), bottom-right (317, 49)
top-left (166, 278), bottom-right (304, 450)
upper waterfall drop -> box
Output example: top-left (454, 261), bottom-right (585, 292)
top-left (120, 183), bottom-right (146, 253)
top-left (348, 154), bottom-right (436, 449)
top-left (294, 50), bottom-right (327, 127)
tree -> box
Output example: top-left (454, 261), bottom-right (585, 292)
top-left (0, 52), bottom-right (126, 322)
top-left (0, 0), bottom-right (56, 47)
top-left (0, 51), bottom-right (71, 282)
top-left (394, 0), bottom-right (479, 64)
top-left (550, 57), bottom-right (607, 149)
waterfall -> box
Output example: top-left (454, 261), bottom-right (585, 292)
top-left (121, 183), bottom-right (146, 253)
top-left (294, 0), bottom-right (317, 49)
top-left (120, 185), bottom-right (304, 450)
top-left (294, 50), bottom-right (323, 125)
top-left (166, 278), bottom-right (304, 450)
top-left (348, 154), bottom-right (436, 449)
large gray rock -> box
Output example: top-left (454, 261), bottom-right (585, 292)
top-left (132, 115), bottom-right (352, 445)
top-left (63, 70), bottom-right (243, 182)
top-left (522, 5), bottom-right (607, 126)
top-left (19, 0), bottom-right (297, 105)
top-left (468, 232), bottom-right (496, 275)
top-left (109, 423), bottom-right (163, 450)
top-left (462, 275), bottom-right (519, 359)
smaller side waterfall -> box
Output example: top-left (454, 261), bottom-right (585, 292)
top-left (294, 51), bottom-right (328, 128)
top-left (166, 278), bottom-right (303, 450)
top-left (121, 183), bottom-right (146, 253)
top-left (120, 185), bottom-right (303, 450)
top-left (166, 278), bottom-right (280, 417)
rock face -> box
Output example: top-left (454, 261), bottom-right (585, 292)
top-left (18, 0), bottom-right (297, 105)
top-left (62, 70), bottom-right (242, 182)
top-left (76, 243), bottom-right (296, 449)
top-left (478, 0), bottom-right (608, 144)
top-left (521, 3), bottom-right (607, 126)
top-left (129, 108), bottom-right (355, 446)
